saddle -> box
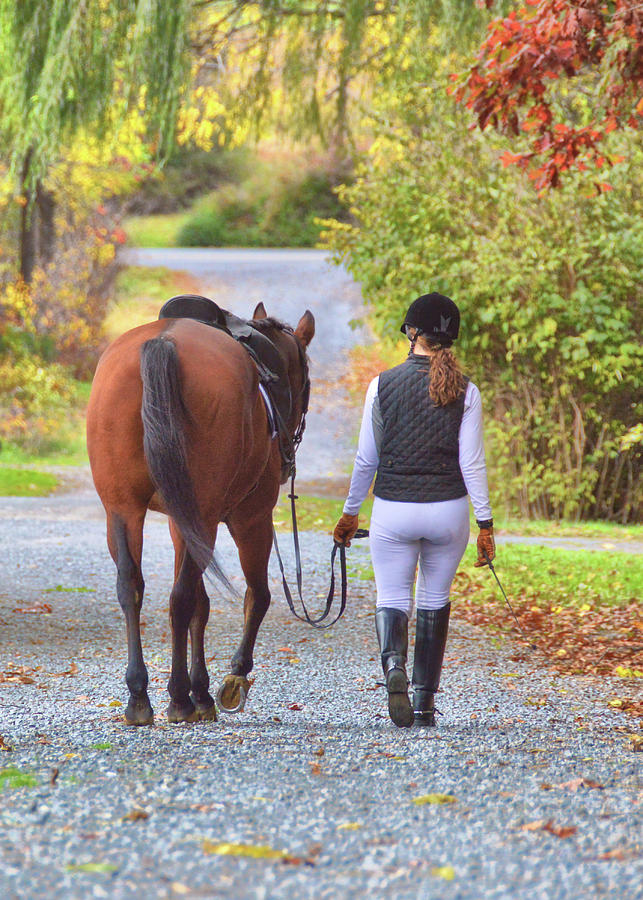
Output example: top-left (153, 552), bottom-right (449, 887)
top-left (158, 294), bottom-right (293, 450)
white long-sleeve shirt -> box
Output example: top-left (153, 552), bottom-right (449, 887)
top-left (343, 376), bottom-right (492, 521)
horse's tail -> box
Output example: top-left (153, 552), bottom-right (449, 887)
top-left (139, 334), bottom-right (232, 590)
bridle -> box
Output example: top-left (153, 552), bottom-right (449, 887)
top-left (267, 325), bottom-right (355, 629)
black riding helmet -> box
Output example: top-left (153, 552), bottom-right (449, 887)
top-left (401, 292), bottom-right (460, 347)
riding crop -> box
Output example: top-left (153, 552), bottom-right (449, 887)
top-left (482, 549), bottom-right (538, 651)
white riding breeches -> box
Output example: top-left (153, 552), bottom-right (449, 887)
top-left (369, 495), bottom-right (470, 617)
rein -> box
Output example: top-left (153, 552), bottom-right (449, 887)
top-left (266, 326), bottom-right (366, 628)
top-left (272, 472), bottom-right (368, 629)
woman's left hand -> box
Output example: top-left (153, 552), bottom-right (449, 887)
top-left (474, 527), bottom-right (495, 567)
top-left (333, 514), bottom-right (359, 547)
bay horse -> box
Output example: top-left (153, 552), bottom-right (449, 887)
top-left (86, 300), bottom-right (314, 726)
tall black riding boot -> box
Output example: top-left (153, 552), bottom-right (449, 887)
top-left (412, 603), bottom-right (451, 726)
top-left (375, 607), bottom-right (413, 728)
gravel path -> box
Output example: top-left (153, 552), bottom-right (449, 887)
top-left (1, 251), bottom-right (640, 898)
top-left (0, 488), bottom-right (641, 900)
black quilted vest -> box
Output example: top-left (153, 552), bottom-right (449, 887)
top-left (373, 354), bottom-right (468, 503)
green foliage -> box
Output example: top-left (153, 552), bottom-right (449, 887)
top-left (0, 353), bottom-right (83, 453)
top-left (323, 62), bottom-right (642, 522)
top-left (0, 467), bottom-right (58, 496)
top-left (177, 161), bottom-right (349, 248)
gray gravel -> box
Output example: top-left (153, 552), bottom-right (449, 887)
top-left (1, 250), bottom-right (641, 898)
top-left (0, 486), bottom-right (641, 900)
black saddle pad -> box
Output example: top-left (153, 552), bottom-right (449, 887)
top-left (158, 294), bottom-right (292, 421)
top-left (159, 294), bottom-right (229, 330)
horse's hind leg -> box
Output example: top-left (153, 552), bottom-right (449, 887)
top-left (107, 512), bottom-right (153, 726)
top-left (167, 530), bottom-right (211, 723)
top-left (189, 578), bottom-right (217, 720)
top-left (169, 520), bottom-right (217, 721)
top-left (219, 510), bottom-right (272, 711)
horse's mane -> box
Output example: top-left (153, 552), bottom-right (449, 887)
top-left (250, 316), bottom-right (292, 335)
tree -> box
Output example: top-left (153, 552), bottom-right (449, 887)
top-left (188, 1), bottom-right (500, 148)
top-left (0, 0), bottom-right (190, 280)
top-left (455, 0), bottom-right (643, 190)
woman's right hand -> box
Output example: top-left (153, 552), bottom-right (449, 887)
top-left (474, 527), bottom-right (495, 567)
top-left (333, 513), bottom-right (359, 547)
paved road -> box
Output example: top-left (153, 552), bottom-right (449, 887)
top-left (1, 250), bottom-right (640, 899)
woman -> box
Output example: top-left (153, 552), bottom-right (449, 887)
top-left (333, 292), bottom-right (495, 728)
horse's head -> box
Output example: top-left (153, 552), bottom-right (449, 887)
top-left (251, 301), bottom-right (315, 483)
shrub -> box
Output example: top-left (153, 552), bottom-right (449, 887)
top-left (177, 164), bottom-right (349, 248)
top-left (323, 107), bottom-right (642, 523)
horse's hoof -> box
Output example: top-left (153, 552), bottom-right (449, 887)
top-left (166, 700), bottom-right (198, 724)
top-left (216, 674), bottom-right (251, 714)
top-left (193, 700), bottom-right (218, 722)
top-left (124, 699), bottom-right (155, 727)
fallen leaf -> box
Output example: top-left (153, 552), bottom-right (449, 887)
top-left (521, 819), bottom-right (577, 838)
top-left (202, 841), bottom-right (288, 860)
top-left (52, 662), bottom-right (78, 677)
top-left (287, 703), bottom-right (302, 711)
top-left (13, 603), bottom-right (52, 614)
top-left (310, 762), bottom-right (322, 775)
top-left (66, 863), bottom-right (118, 873)
top-left (108, 699), bottom-right (123, 708)
top-left (431, 865), bottom-right (455, 881)
top-left (0, 735), bottom-right (13, 752)
top-left (544, 822), bottom-right (577, 839)
top-left (314, 746), bottom-right (325, 757)
top-left (629, 734), bottom-right (643, 752)
top-left (50, 767), bottom-right (59, 786)
top-left (552, 777), bottom-right (604, 792)
top-left (171, 884), bottom-right (190, 895)
top-left (122, 808), bottom-right (149, 822)
top-left (337, 822), bottom-right (362, 831)
top-left (413, 793), bottom-right (457, 805)
top-left (597, 848), bottom-right (626, 860)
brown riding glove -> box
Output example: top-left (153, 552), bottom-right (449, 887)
top-left (474, 526), bottom-right (496, 567)
top-left (333, 513), bottom-right (359, 547)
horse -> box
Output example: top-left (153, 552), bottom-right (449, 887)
top-left (86, 299), bottom-right (315, 726)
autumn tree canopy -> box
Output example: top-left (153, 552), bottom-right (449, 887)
top-left (456, 0), bottom-right (643, 189)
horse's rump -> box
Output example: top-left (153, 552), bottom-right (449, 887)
top-left (89, 318), bottom-right (272, 585)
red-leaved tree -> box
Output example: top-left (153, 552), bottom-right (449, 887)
top-left (454, 0), bottom-right (643, 189)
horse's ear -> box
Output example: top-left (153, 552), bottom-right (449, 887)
top-left (295, 310), bottom-right (315, 347)
top-left (253, 302), bottom-right (267, 320)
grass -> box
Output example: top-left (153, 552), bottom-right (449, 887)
top-left (0, 467), bottom-right (59, 496)
top-left (273, 492), bottom-right (641, 546)
top-left (123, 211), bottom-right (191, 248)
top-left (455, 543), bottom-right (642, 610)
top-left (275, 492), bottom-right (642, 610)
top-left (0, 767), bottom-right (38, 789)
top-left (273, 493), bottom-right (372, 533)
top-left (494, 516), bottom-right (643, 541)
